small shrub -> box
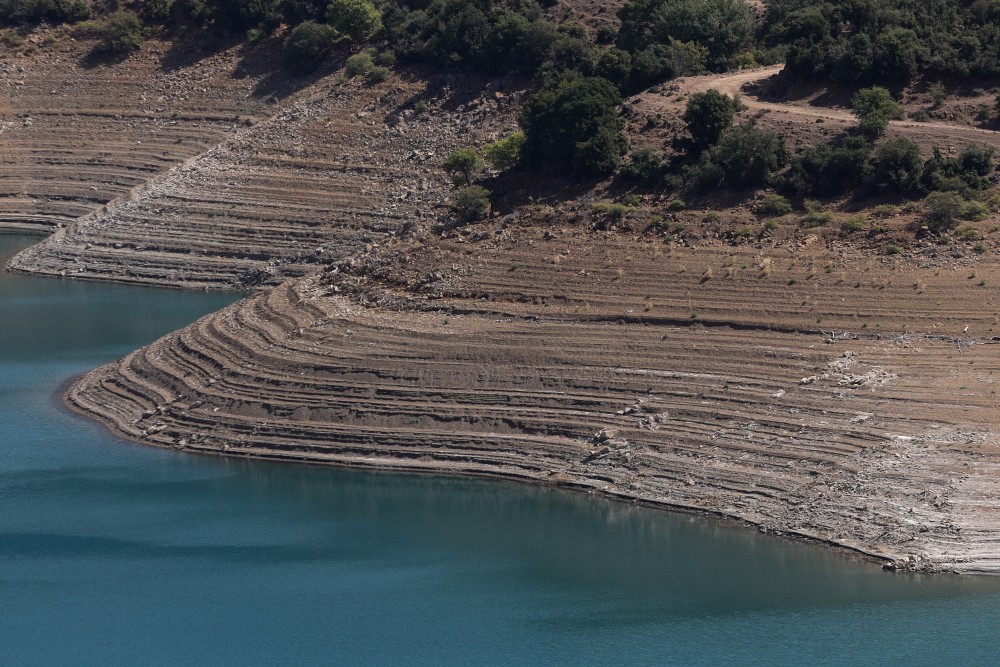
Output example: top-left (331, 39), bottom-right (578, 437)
top-left (928, 82), bottom-right (946, 108)
top-left (852, 86), bottom-right (901, 140)
top-left (622, 146), bottom-right (662, 184)
top-left (452, 186), bottom-right (490, 223)
top-left (961, 200), bottom-right (989, 221)
top-left (757, 193), bottom-right (792, 216)
top-left (909, 109), bottom-right (930, 122)
top-left (345, 52), bottom-right (374, 77)
top-left (736, 225), bottom-right (753, 238)
top-left (887, 244), bottom-right (901, 255)
top-left (592, 201), bottom-right (633, 221)
top-left (413, 100), bottom-right (429, 113)
top-left (374, 50), bottom-right (396, 67)
top-left (703, 211), bottom-right (720, 223)
top-left (974, 242), bottom-right (987, 254)
top-left (842, 215), bottom-right (866, 234)
top-left (94, 10), bottom-right (145, 54)
top-left (924, 191), bottom-right (964, 232)
top-left (956, 226), bottom-right (980, 241)
top-left (325, 0), bottom-right (382, 41)
top-left (364, 65), bottom-right (390, 84)
top-left (667, 198), bottom-right (686, 211)
top-left (763, 219), bottom-right (779, 231)
top-left (803, 210), bottom-right (832, 228)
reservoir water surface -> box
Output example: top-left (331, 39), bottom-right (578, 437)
top-left (3, 232), bottom-right (1000, 665)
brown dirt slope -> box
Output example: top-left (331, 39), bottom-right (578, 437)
top-left (0, 38), bottom-right (264, 233)
top-left (68, 216), bottom-right (1000, 573)
top-left (6, 50), bottom-right (518, 289)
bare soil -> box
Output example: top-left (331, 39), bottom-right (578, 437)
top-left (7, 34), bottom-right (1000, 571)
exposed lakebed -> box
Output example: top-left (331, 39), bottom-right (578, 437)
top-left (3, 232), bottom-right (1000, 665)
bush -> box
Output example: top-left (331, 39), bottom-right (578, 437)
top-left (443, 147), bottom-right (484, 186)
top-left (521, 77), bottom-right (627, 175)
top-left (282, 21), bottom-right (344, 74)
top-left (683, 89), bottom-right (736, 149)
top-left (622, 147), bottom-right (663, 184)
top-left (924, 191), bottom-right (964, 232)
top-left (325, 0), bottom-right (381, 41)
top-left (364, 65), bottom-right (390, 83)
top-left (852, 86), bottom-right (900, 140)
top-left (694, 124), bottom-right (787, 191)
top-left (784, 136), bottom-right (871, 196)
top-left (865, 137), bottom-right (922, 192)
top-left (757, 193), bottom-right (792, 216)
top-left (452, 185), bottom-right (490, 223)
top-left (482, 132), bottom-right (525, 171)
top-left (617, 0), bottom-right (753, 72)
top-left (922, 145), bottom-right (995, 194)
top-left (344, 51), bottom-right (374, 77)
top-left (842, 215), bottom-right (866, 234)
top-left (93, 10), bottom-right (145, 54)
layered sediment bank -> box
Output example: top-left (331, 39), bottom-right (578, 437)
top-left (67, 227), bottom-right (1000, 573)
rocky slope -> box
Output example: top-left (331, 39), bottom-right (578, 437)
top-left (0, 37), bottom-right (265, 233)
top-left (9, 36), bottom-right (1000, 571)
top-left (68, 220), bottom-right (1000, 572)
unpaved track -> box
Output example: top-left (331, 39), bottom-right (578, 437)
top-left (661, 65), bottom-right (1000, 149)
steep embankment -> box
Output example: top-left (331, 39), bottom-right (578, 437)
top-left (69, 219), bottom-right (1000, 572)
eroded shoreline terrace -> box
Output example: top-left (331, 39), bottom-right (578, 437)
top-left (8, 25), bottom-right (1000, 573)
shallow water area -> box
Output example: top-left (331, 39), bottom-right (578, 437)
top-left (4, 232), bottom-right (1000, 665)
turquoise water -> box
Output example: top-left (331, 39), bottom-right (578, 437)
top-left (4, 232), bottom-right (1000, 666)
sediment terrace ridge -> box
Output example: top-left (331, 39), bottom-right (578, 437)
top-left (0, 39), bottom-right (265, 234)
top-left (9, 75), bottom-right (515, 289)
top-left (68, 224), bottom-right (1000, 573)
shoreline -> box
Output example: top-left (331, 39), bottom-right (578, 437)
top-left (60, 383), bottom-right (898, 572)
top-left (60, 272), bottom-right (1000, 575)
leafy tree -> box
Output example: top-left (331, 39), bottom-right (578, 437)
top-left (701, 124), bottom-right (787, 189)
top-left (865, 137), bottom-right (922, 192)
top-left (443, 147), bottom-right (484, 186)
top-left (452, 185), bottom-right (491, 223)
top-left (282, 21), bottom-right (345, 73)
top-left (617, 0), bottom-right (752, 72)
top-left (852, 86), bottom-right (900, 139)
top-left (483, 132), bottom-right (525, 171)
top-left (325, 0), bottom-right (380, 41)
top-left (520, 77), bottom-right (627, 175)
top-left (683, 89), bottom-right (736, 149)
top-left (783, 136), bottom-right (871, 196)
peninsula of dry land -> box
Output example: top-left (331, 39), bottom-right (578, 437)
top-left (8, 27), bottom-right (1000, 573)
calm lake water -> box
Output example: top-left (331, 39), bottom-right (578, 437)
top-left (4, 232), bottom-right (1000, 665)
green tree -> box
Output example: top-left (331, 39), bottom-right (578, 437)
top-left (443, 147), bottom-right (484, 186)
top-left (865, 137), bottom-right (922, 192)
top-left (683, 89), bottom-right (736, 149)
top-left (482, 132), bottom-right (525, 171)
top-left (325, 0), bottom-right (381, 41)
top-left (520, 77), bottom-right (627, 174)
top-left (282, 21), bottom-right (345, 74)
top-left (702, 123), bottom-right (787, 189)
top-left (852, 86), bottom-right (900, 140)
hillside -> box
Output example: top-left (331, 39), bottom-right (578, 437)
top-left (7, 6), bottom-right (1000, 572)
